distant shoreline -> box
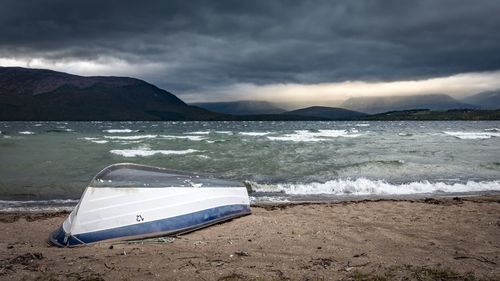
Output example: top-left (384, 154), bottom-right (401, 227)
top-left (1, 109), bottom-right (499, 121)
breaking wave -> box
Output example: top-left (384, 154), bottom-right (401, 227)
top-left (484, 128), bottom-right (500, 132)
top-left (248, 178), bottom-right (500, 196)
top-left (18, 131), bottom-right (35, 135)
top-left (186, 131), bottom-right (210, 135)
top-left (81, 137), bottom-right (110, 144)
top-left (110, 148), bottom-right (199, 157)
top-left (103, 129), bottom-right (139, 133)
top-left (240, 132), bottom-right (271, 136)
top-left (0, 199), bottom-right (78, 212)
top-left (443, 131), bottom-right (500, 140)
top-left (104, 134), bottom-right (157, 140)
top-left (268, 130), bottom-right (360, 142)
top-left (161, 135), bottom-right (207, 141)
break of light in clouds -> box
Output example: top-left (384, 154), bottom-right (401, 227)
top-left (184, 71), bottom-right (500, 108)
top-left (0, 57), bottom-right (166, 80)
top-left (2, 55), bottom-right (500, 108)
top-left (1, 0), bottom-right (500, 103)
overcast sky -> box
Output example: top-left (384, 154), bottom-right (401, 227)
top-left (1, 0), bottom-right (500, 107)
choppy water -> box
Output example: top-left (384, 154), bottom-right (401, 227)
top-left (1, 121), bottom-right (499, 211)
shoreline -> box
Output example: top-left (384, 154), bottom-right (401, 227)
top-left (1, 195), bottom-right (499, 280)
top-left (1, 191), bottom-right (499, 214)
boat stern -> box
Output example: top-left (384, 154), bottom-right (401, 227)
top-left (48, 208), bottom-right (79, 247)
top-left (49, 225), bottom-right (69, 247)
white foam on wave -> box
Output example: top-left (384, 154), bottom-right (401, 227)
top-left (239, 132), bottom-right (271, 136)
top-left (112, 140), bottom-right (144, 144)
top-left (110, 147), bottom-right (199, 157)
top-left (356, 123), bottom-right (370, 127)
top-left (250, 178), bottom-right (500, 196)
top-left (268, 129), bottom-right (360, 142)
top-left (249, 196), bottom-right (290, 203)
top-left (215, 131), bottom-right (233, 134)
top-left (484, 128), bottom-right (500, 132)
top-left (0, 199), bottom-right (78, 212)
top-left (55, 126), bottom-right (74, 132)
top-left (443, 131), bottom-right (500, 140)
top-left (104, 135), bottom-right (157, 140)
top-left (186, 131), bottom-right (210, 135)
top-left (103, 129), bottom-right (139, 133)
top-left (161, 135), bottom-right (207, 141)
top-left (19, 131), bottom-right (35, 135)
top-left (81, 137), bottom-right (110, 144)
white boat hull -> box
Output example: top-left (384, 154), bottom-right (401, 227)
top-left (51, 180), bottom-right (250, 247)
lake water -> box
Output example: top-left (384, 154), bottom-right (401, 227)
top-left (1, 121), bottom-right (499, 211)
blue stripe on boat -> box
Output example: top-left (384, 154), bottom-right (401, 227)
top-left (51, 204), bottom-right (250, 247)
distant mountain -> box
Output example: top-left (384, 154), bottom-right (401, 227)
top-left (363, 109), bottom-right (500, 121)
top-left (0, 67), bottom-right (225, 121)
top-left (2, 67), bottom-right (496, 121)
top-left (191, 101), bottom-right (286, 115)
top-left (461, 90), bottom-right (500, 109)
top-left (341, 94), bottom-right (474, 114)
top-left (283, 106), bottom-right (366, 120)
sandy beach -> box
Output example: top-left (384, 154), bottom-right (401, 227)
top-left (0, 196), bottom-right (499, 281)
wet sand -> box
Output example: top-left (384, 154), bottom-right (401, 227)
top-left (0, 196), bottom-right (499, 280)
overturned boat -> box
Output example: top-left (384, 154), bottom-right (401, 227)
top-left (50, 163), bottom-right (251, 247)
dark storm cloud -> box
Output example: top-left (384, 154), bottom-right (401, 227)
top-left (1, 0), bottom-right (500, 96)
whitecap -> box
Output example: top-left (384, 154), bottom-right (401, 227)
top-left (214, 131), bottom-right (233, 134)
top-left (103, 129), bottom-right (139, 133)
top-left (185, 131), bottom-right (210, 135)
top-left (268, 129), bottom-right (360, 142)
top-left (443, 131), bottom-right (500, 140)
top-left (112, 140), bottom-right (144, 144)
top-left (110, 148), bottom-right (199, 157)
top-left (0, 199), bottom-right (79, 212)
top-left (249, 178), bottom-right (500, 196)
top-left (240, 132), bottom-right (271, 136)
top-left (484, 128), bottom-right (500, 132)
top-left (19, 131), bottom-right (35, 135)
top-left (356, 123), bottom-right (370, 127)
top-left (161, 135), bottom-right (207, 141)
top-left (104, 135), bottom-right (157, 140)
top-left (81, 137), bottom-right (108, 143)
top-left (249, 196), bottom-right (290, 203)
